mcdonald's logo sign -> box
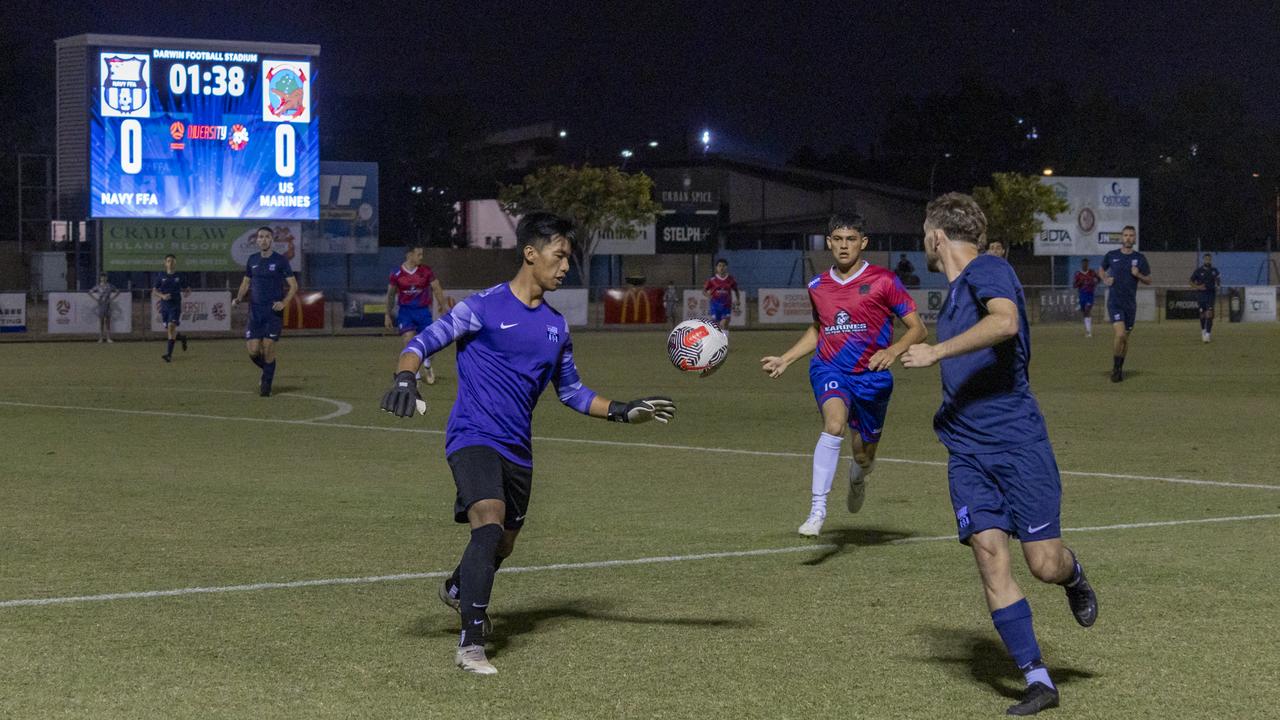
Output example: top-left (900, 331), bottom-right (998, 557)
top-left (604, 287), bottom-right (666, 325)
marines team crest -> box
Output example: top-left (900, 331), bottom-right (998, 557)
top-left (546, 324), bottom-right (559, 342)
top-left (262, 61), bottom-right (311, 122)
top-left (100, 53), bottom-right (151, 118)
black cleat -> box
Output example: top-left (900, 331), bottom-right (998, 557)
top-left (161, 354), bottom-right (171, 363)
top-left (259, 382), bottom-right (271, 397)
top-left (1007, 682), bottom-right (1059, 716)
top-left (1065, 565), bottom-right (1098, 628)
top-left (180, 335), bottom-right (188, 352)
top-left (1110, 369), bottom-right (1122, 383)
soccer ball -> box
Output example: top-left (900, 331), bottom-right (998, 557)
top-left (667, 319), bottom-right (729, 372)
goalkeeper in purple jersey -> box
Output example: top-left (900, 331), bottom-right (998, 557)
top-left (379, 212), bottom-right (676, 675)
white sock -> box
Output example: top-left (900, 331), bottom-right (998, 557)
top-left (810, 432), bottom-right (843, 516)
top-left (1083, 317), bottom-right (1092, 334)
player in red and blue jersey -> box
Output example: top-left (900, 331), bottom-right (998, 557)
top-left (379, 212), bottom-right (676, 675)
top-left (903, 194), bottom-right (1097, 717)
top-left (1189, 253), bottom-right (1221, 343)
top-left (1072, 258), bottom-right (1099, 338)
top-left (703, 259), bottom-right (740, 332)
top-left (760, 213), bottom-right (925, 537)
top-left (386, 246), bottom-right (447, 384)
top-left (232, 227), bottom-right (298, 397)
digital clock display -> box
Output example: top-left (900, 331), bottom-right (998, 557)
top-left (89, 44), bottom-right (318, 219)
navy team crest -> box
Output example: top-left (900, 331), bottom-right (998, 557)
top-left (100, 53), bottom-right (151, 118)
top-left (546, 324), bottom-right (559, 342)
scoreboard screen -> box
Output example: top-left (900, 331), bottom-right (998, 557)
top-left (89, 42), bottom-right (318, 219)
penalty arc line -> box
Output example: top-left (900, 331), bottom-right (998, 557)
top-left (2, 512), bottom-right (1279, 609)
top-left (0, 399), bottom-right (1277, 493)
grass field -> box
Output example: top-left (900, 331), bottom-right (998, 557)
top-left (2, 322), bottom-right (1279, 719)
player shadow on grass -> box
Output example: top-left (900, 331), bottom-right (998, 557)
top-left (407, 600), bottom-right (755, 654)
top-left (916, 625), bottom-right (1096, 699)
top-left (800, 526), bottom-right (915, 566)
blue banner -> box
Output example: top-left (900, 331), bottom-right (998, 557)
top-left (314, 162), bottom-right (379, 253)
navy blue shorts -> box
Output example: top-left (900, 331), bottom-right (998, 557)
top-left (709, 300), bottom-right (731, 323)
top-left (948, 439), bottom-right (1062, 545)
top-left (1197, 294), bottom-right (1215, 312)
top-left (1107, 298), bottom-right (1136, 331)
top-left (245, 306), bottom-right (283, 340)
top-left (159, 302), bottom-right (181, 326)
top-left (397, 305), bottom-right (433, 334)
top-left (448, 445), bottom-right (532, 530)
top-left (809, 364), bottom-right (893, 445)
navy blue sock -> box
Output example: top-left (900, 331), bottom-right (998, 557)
top-left (992, 599), bottom-right (1053, 688)
top-left (250, 354), bottom-right (266, 369)
top-left (1205, 317), bottom-right (1213, 333)
top-left (166, 339), bottom-right (175, 355)
top-left (459, 524), bottom-right (503, 647)
top-left (447, 551), bottom-right (507, 598)
top-left (261, 361), bottom-right (276, 385)
top-left (1113, 355), bottom-right (1124, 371)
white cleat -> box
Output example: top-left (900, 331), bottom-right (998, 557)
top-left (1202, 331), bottom-right (1210, 343)
top-left (424, 365), bottom-right (436, 385)
top-left (455, 644), bottom-right (498, 675)
top-left (1085, 332), bottom-right (1092, 338)
top-left (847, 461), bottom-right (875, 513)
top-left (798, 513), bottom-right (825, 537)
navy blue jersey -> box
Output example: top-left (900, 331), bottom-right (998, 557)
top-left (1190, 265), bottom-right (1220, 295)
top-left (153, 273), bottom-right (187, 306)
top-left (244, 252), bottom-right (294, 306)
top-left (1102, 249), bottom-right (1150, 304)
top-left (404, 283), bottom-right (597, 467)
top-left (934, 255), bottom-right (1048, 454)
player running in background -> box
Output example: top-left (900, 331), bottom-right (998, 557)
top-left (985, 239), bottom-right (1006, 258)
top-left (1098, 226), bottom-right (1151, 382)
top-left (88, 273), bottom-right (119, 343)
top-left (232, 227), bottom-right (298, 397)
top-left (154, 255), bottom-right (190, 362)
top-left (379, 212), bottom-right (676, 675)
top-left (902, 193), bottom-right (1097, 717)
top-left (1190, 253), bottom-right (1220, 343)
top-left (385, 246), bottom-right (447, 384)
top-left (703, 259), bottom-right (740, 332)
top-left (760, 213), bottom-right (926, 537)
top-left (1072, 258), bottom-right (1099, 337)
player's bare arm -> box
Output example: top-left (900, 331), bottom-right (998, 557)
top-left (273, 276), bottom-right (299, 311)
top-left (902, 298), bottom-right (1018, 368)
top-left (431, 279), bottom-right (447, 313)
top-left (1098, 267), bottom-right (1114, 287)
top-left (867, 311), bottom-right (927, 371)
top-left (384, 284), bottom-right (398, 329)
top-left (232, 276), bottom-right (251, 305)
top-left (1131, 265), bottom-right (1152, 285)
top-left (761, 322), bottom-right (819, 378)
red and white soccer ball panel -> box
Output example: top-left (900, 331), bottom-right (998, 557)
top-left (667, 319), bottom-right (729, 372)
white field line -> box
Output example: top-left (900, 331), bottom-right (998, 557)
top-left (2, 512), bottom-right (1278, 609)
top-left (1, 399), bottom-right (1277, 493)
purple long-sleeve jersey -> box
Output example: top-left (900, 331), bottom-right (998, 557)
top-left (403, 283), bottom-right (596, 467)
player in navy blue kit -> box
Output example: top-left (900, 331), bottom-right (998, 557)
top-left (1189, 253), bottom-right (1221, 343)
top-left (232, 227), bottom-right (298, 396)
top-left (903, 194), bottom-right (1097, 717)
top-left (154, 254), bottom-right (190, 362)
top-left (380, 212), bottom-right (677, 675)
top-left (1098, 226), bottom-right (1151, 381)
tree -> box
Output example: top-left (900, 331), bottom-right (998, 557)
top-left (498, 165), bottom-right (662, 287)
top-left (972, 172), bottom-right (1069, 248)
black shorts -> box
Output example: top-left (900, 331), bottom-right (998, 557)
top-left (447, 445), bottom-right (532, 529)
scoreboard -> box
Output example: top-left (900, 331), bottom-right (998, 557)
top-left (81, 37), bottom-right (319, 220)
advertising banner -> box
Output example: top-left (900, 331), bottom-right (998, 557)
top-left (0, 293), bottom-right (26, 332)
top-left (593, 222), bottom-right (656, 255)
top-left (605, 287), bottom-right (667, 324)
top-left (343, 292), bottom-right (388, 328)
top-left (1036, 289), bottom-right (1080, 323)
top-left (1034, 177), bottom-right (1139, 256)
top-left (681, 290), bottom-right (747, 326)
top-left (1243, 286), bottom-right (1277, 322)
top-left (756, 288), bottom-right (812, 324)
top-left (908, 289), bottom-right (948, 324)
top-left (313, 161), bottom-right (378, 253)
top-left (103, 220), bottom-right (302, 271)
top-left (281, 291), bottom-right (326, 329)
top-left (1164, 290), bottom-right (1204, 320)
top-left (149, 291), bottom-right (231, 331)
top-left (656, 214), bottom-right (717, 254)
top-left (48, 292), bottom-right (132, 333)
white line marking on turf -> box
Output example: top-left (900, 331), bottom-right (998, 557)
top-left (3, 512), bottom-right (1278, 609)
top-left (1, 400), bottom-right (1276, 492)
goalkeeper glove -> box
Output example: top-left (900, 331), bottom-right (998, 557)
top-left (608, 397), bottom-right (676, 424)
top-left (381, 370), bottom-right (423, 418)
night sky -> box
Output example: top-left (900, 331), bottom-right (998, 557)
top-left (4, 1), bottom-right (1280, 160)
